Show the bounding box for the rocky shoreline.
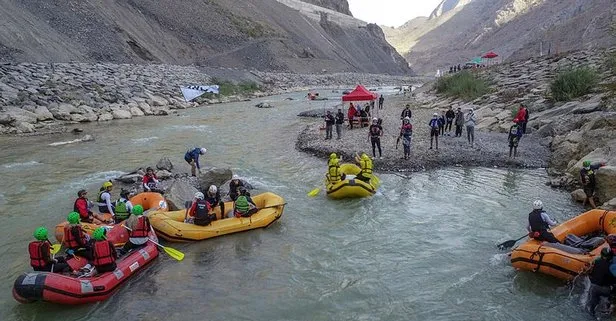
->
[0,62,419,135]
[296,94,550,174]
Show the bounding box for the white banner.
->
[180,85,220,102]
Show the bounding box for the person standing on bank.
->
[368,118,383,159]
[429,113,440,150]
[445,106,455,136]
[400,104,412,123]
[184,147,207,177]
[454,107,464,137]
[335,108,344,140]
[465,108,477,147]
[378,95,384,110]
[324,111,335,140]
[580,160,605,209]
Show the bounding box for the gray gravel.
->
[296,95,550,172]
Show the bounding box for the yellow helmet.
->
[102,181,113,189]
[329,153,337,159]
[361,153,369,160]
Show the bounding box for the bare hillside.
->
[384,0,615,74]
[0,0,410,75]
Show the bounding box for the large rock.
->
[112,109,132,119]
[138,102,153,115]
[98,112,113,122]
[77,105,99,122]
[148,95,169,107]
[151,106,170,116]
[115,173,143,184]
[49,103,77,120]
[595,166,616,204]
[4,107,38,124]
[571,189,587,203]
[33,106,54,121]
[130,106,145,117]
[165,179,199,211]
[156,170,172,180]
[156,157,173,171]
[600,198,616,210]
[255,102,273,108]
[198,168,233,191]
[15,121,35,133]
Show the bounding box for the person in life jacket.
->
[63,212,93,260]
[120,205,151,254]
[326,153,346,184]
[29,227,70,273]
[187,192,216,226]
[526,200,559,243]
[74,189,105,224]
[90,227,118,273]
[355,153,373,183]
[399,117,413,160]
[205,185,225,220]
[400,104,412,122]
[184,147,207,176]
[97,181,115,220]
[428,113,440,150]
[142,167,160,192]
[585,247,616,317]
[368,118,383,159]
[229,175,245,201]
[508,119,523,158]
[580,160,605,209]
[113,189,133,224]
[233,187,257,218]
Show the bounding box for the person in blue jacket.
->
[508,119,523,158]
[184,147,207,176]
[429,113,440,150]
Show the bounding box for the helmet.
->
[601,247,613,259]
[200,148,207,154]
[404,116,410,121]
[67,212,80,224]
[329,153,337,159]
[77,189,87,197]
[606,234,616,246]
[195,192,204,200]
[102,181,113,189]
[372,117,378,122]
[146,167,154,172]
[208,185,217,194]
[232,174,239,180]
[433,113,438,117]
[361,153,369,160]
[533,200,543,210]
[405,104,410,108]
[92,227,106,241]
[583,160,591,168]
[513,118,519,123]
[33,227,48,241]
[132,205,144,216]
[120,189,130,198]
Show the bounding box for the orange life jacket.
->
[28,241,49,268]
[63,225,86,249]
[93,241,115,267]
[131,217,150,238]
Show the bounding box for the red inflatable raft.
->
[13,231,159,305]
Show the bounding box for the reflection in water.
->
[503,169,519,195]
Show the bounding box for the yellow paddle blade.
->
[307,188,321,197]
[162,246,184,261]
[50,244,62,255]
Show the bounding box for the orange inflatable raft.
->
[510,209,616,280]
[54,192,167,245]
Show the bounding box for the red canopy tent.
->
[342,85,377,102]
[482,51,498,59]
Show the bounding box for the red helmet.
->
[513,118,519,123]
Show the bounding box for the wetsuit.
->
[369,124,383,158]
[580,164,601,199]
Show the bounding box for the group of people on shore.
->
[323,95,386,140]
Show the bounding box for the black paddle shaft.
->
[497,234,527,250]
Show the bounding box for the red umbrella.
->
[482,51,498,59]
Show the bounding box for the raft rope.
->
[599,210,609,233]
[530,244,546,272]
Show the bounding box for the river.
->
[0,90,589,320]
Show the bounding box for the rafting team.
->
[326,152,374,185]
[28,147,257,276]
[522,160,608,316]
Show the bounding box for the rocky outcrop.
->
[156,157,173,171]
[300,0,352,15]
[165,180,199,211]
[198,168,233,192]
[255,102,274,108]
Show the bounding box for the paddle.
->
[122,225,184,261]
[497,234,528,250]
[50,243,61,255]
[258,203,287,210]
[307,188,320,197]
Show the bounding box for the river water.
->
[0,90,590,320]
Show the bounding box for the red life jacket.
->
[131,217,150,238]
[29,241,49,268]
[63,225,86,249]
[93,241,115,266]
[73,197,89,219]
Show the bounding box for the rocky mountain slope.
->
[301,0,352,15]
[384,0,615,74]
[0,0,409,75]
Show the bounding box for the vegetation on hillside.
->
[550,67,599,102]
[434,71,492,101]
[198,78,263,100]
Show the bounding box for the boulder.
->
[600,197,616,210]
[571,189,587,203]
[198,168,233,191]
[148,95,169,107]
[138,102,153,115]
[0,113,15,125]
[49,103,77,120]
[70,114,89,122]
[165,180,199,211]
[15,121,35,133]
[535,123,554,137]
[151,106,170,116]
[156,157,173,171]
[595,166,616,204]
[98,113,113,122]
[76,105,99,122]
[4,107,38,124]
[156,170,172,180]
[112,109,132,119]
[34,106,54,121]
[115,173,143,184]
[476,116,498,130]
[130,106,145,117]
[297,108,328,118]
[255,102,273,108]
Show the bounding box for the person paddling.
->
[233,187,257,218]
[326,153,345,184]
[29,227,70,273]
[527,200,559,243]
[120,205,151,255]
[63,212,93,260]
[355,152,373,183]
[184,147,207,176]
[90,227,118,274]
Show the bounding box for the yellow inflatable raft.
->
[326,163,380,199]
[147,192,285,242]
[511,209,616,280]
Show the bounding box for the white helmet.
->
[232,174,239,180]
[404,116,410,121]
[372,117,378,122]
[194,192,204,200]
[200,148,207,154]
[208,185,217,194]
[533,200,543,210]
[433,112,438,116]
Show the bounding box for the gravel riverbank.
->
[296,95,551,172]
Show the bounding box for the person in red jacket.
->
[74,189,106,224]
[63,212,93,260]
[29,227,70,273]
[120,205,152,255]
[91,227,117,274]
[347,103,357,129]
[142,167,160,192]
[514,105,529,134]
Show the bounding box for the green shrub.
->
[434,71,491,101]
[207,77,262,97]
[550,67,599,102]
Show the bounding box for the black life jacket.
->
[193,200,211,226]
[369,125,381,138]
[589,258,615,286]
[528,209,548,232]
[98,191,113,213]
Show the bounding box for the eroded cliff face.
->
[384,0,616,74]
[0,0,410,74]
